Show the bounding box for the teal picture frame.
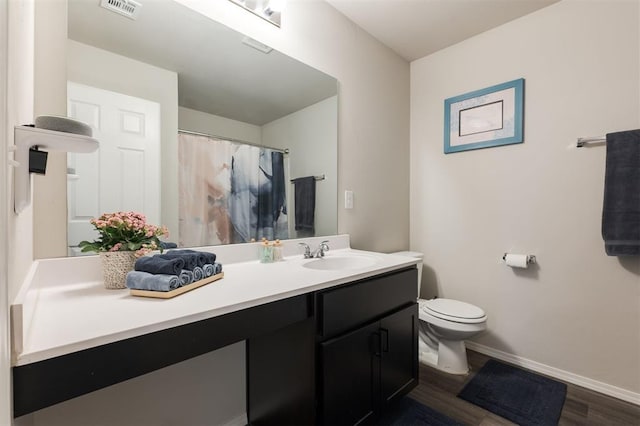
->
[444,78,524,154]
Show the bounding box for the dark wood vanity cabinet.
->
[320,304,418,425]
[245,266,418,426]
[317,268,418,425]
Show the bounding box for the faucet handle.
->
[298,242,311,258]
[317,240,330,257]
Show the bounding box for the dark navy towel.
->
[159,241,178,250]
[134,256,185,276]
[158,251,198,270]
[293,176,316,231]
[163,249,216,267]
[602,129,640,256]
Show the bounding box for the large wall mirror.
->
[61,0,338,255]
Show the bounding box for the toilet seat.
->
[420,298,486,324]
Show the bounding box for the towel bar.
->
[576,136,606,147]
[290,174,325,182]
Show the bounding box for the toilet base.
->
[418,339,470,375]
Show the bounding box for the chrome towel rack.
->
[576,136,606,147]
[290,174,325,183]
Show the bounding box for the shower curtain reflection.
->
[178,132,288,247]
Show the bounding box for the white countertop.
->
[12,236,419,366]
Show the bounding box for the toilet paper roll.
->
[504,254,528,268]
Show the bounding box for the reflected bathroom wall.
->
[33,0,339,257]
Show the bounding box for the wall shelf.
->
[13,125,99,214]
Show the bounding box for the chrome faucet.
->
[298,242,312,259]
[299,241,330,258]
[312,241,330,258]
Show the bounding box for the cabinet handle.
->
[380,328,389,353]
[370,331,381,357]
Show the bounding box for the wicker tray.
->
[129,272,224,299]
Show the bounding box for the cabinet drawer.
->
[317,267,417,339]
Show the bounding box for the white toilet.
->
[392,251,487,375]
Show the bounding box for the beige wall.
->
[410,0,640,397]
[178,106,262,144]
[262,96,338,238]
[32,0,67,259]
[31,342,246,426]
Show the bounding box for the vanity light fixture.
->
[228,0,284,27]
[263,0,284,17]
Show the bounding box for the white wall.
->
[262,96,338,238]
[178,106,262,144]
[7,0,36,305]
[410,0,640,398]
[67,40,180,242]
[1,0,12,424]
[6,0,36,422]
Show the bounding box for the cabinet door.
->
[380,303,418,405]
[320,322,381,426]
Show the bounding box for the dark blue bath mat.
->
[458,359,567,426]
[379,397,463,426]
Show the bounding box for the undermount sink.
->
[302,254,379,271]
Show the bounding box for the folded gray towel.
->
[193,266,204,281]
[213,263,223,275]
[602,129,640,256]
[179,269,194,285]
[126,271,181,292]
[203,264,215,278]
[135,256,185,275]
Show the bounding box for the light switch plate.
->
[345,190,353,209]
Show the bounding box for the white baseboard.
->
[220,413,247,426]
[465,341,640,406]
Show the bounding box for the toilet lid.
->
[422,298,486,323]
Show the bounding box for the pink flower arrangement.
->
[78,211,169,257]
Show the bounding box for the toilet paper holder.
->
[502,253,536,265]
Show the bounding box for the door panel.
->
[380,304,418,404]
[67,82,161,250]
[320,322,380,426]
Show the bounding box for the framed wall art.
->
[444,78,524,154]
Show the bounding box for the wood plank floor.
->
[408,350,640,425]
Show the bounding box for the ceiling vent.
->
[100,0,142,20]
[241,36,273,54]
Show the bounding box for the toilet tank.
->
[391,251,424,297]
